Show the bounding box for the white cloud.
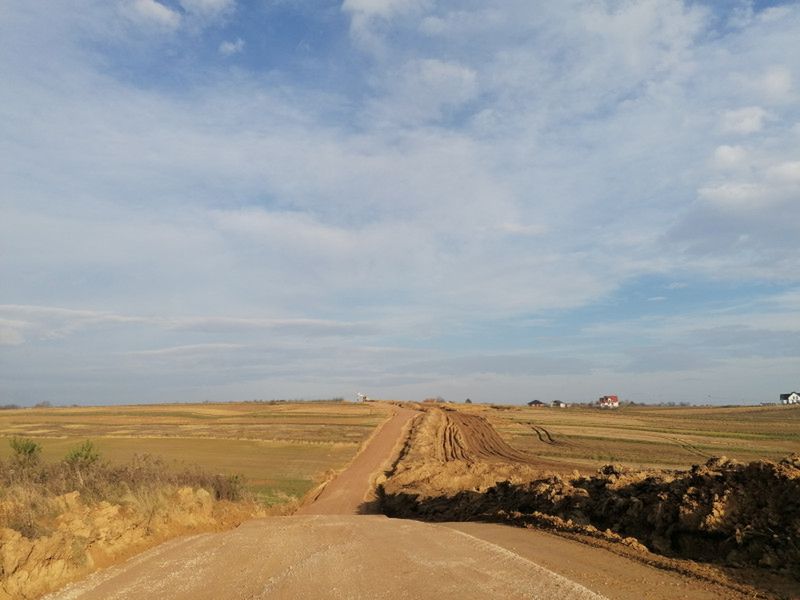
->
[212,209,353,253]
[698,182,769,210]
[368,58,478,124]
[721,106,768,134]
[0,319,27,346]
[761,65,793,101]
[0,304,374,343]
[712,144,747,169]
[180,0,235,18]
[342,0,428,20]
[128,343,244,357]
[124,0,181,30]
[342,0,430,52]
[219,38,244,56]
[767,160,800,184]
[498,222,547,236]
[419,10,503,37]
[0,305,145,342]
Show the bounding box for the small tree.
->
[465,398,472,404]
[10,437,41,469]
[65,440,101,487]
[65,440,100,469]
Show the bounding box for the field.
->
[2,401,795,501]
[0,401,390,505]
[470,403,800,473]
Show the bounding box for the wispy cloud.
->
[721,106,769,134]
[128,343,245,357]
[123,0,181,30]
[218,37,244,56]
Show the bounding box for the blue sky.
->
[1,0,799,406]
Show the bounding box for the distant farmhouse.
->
[527,400,545,408]
[780,392,800,405]
[598,395,619,409]
[552,400,567,408]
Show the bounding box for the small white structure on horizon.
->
[356,392,369,402]
[780,392,799,405]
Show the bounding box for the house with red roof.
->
[598,395,619,409]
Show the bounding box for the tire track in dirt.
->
[528,423,557,445]
[670,436,710,459]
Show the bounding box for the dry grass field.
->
[465,403,800,473]
[0,401,391,505]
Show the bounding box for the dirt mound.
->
[443,412,534,463]
[381,453,800,579]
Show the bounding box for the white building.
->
[780,392,799,405]
[598,395,619,409]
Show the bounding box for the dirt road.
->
[46,404,761,600]
[49,516,607,600]
[296,407,417,515]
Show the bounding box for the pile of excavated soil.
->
[381,454,800,580]
[376,408,548,498]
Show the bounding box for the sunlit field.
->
[468,403,800,472]
[0,401,390,505]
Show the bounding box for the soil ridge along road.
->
[46,403,748,600]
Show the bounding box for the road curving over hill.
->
[46,404,765,600]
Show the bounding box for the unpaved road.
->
[49,516,606,600]
[444,523,736,600]
[47,404,753,600]
[296,407,417,515]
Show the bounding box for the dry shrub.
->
[0,440,251,539]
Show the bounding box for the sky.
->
[1,0,799,406]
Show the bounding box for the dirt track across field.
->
[296,407,417,515]
[47,403,776,600]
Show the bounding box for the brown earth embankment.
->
[1,487,260,600]
[0,451,263,600]
[378,408,800,592]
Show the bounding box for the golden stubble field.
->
[464,402,800,472]
[0,401,391,505]
[2,400,797,504]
